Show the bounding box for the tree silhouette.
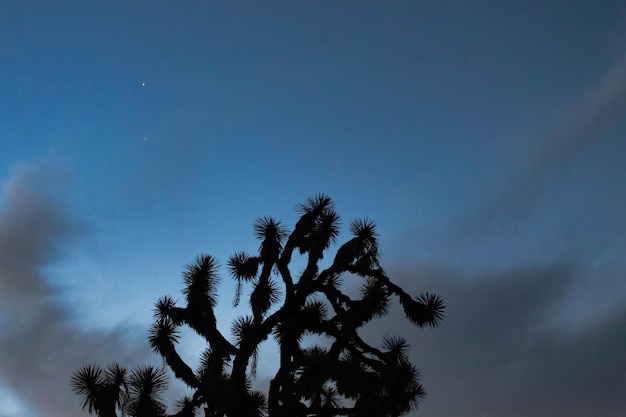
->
[72,194,444,417]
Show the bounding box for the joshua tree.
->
[72,194,444,417]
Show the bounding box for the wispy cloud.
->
[466,55,626,237]
[0,163,154,417]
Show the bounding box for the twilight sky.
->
[1,1,625,416]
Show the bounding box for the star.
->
[141,82,146,87]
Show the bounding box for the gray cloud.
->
[0,163,154,417]
[362,263,626,417]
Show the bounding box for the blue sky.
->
[1,1,625,416]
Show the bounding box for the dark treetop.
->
[72,194,444,417]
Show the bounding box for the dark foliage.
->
[72,195,444,417]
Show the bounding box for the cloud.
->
[0,163,154,417]
[462,55,626,238]
[363,263,626,417]
[378,57,626,416]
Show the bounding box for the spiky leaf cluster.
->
[71,364,192,417]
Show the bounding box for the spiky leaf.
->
[182,254,220,307]
[399,292,445,328]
